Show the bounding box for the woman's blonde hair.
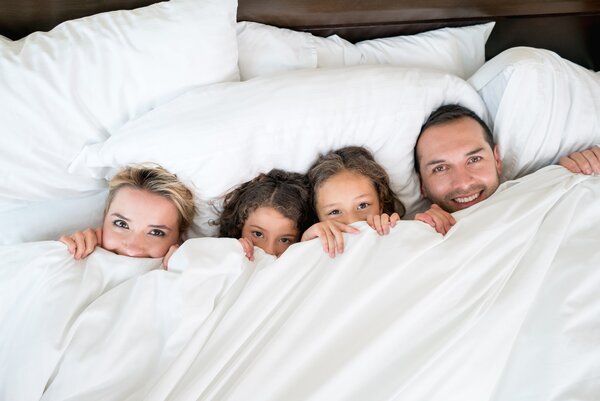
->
[105,164,196,234]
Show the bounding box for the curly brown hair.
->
[307,146,405,217]
[218,169,314,239]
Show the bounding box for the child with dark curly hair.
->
[218,169,314,261]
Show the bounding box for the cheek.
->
[422,176,445,196]
[241,232,259,246]
[276,242,292,256]
[100,222,118,250]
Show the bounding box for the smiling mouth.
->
[453,192,480,204]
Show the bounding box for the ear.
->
[418,174,427,197]
[493,144,503,174]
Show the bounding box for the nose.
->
[451,167,477,190]
[339,212,360,225]
[123,233,146,257]
[263,240,278,257]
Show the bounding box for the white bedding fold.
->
[1,166,598,401]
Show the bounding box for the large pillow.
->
[69,66,486,237]
[0,0,239,211]
[315,22,494,79]
[237,22,317,80]
[469,47,600,181]
[0,192,106,245]
[236,21,493,80]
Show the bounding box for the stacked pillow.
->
[469,47,600,181]
[237,21,494,80]
[0,0,239,210]
[69,66,486,236]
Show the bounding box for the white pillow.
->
[235,21,493,80]
[0,191,106,245]
[237,22,317,80]
[315,23,495,79]
[469,47,600,181]
[0,0,239,211]
[69,66,486,236]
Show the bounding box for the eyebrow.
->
[148,225,173,232]
[248,225,296,237]
[111,213,172,232]
[112,213,130,221]
[322,194,372,208]
[425,147,485,166]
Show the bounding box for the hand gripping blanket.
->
[1,166,598,401]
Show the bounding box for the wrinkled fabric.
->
[1,166,598,401]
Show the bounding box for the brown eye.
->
[113,219,128,229]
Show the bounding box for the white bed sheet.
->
[1,166,598,401]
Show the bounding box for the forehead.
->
[417,117,491,162]
[316,170,378,207]
[246,207,298,232]
[108,187,179,223]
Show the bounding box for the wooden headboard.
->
[1,0,599,70]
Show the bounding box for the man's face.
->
[416,116,502,213]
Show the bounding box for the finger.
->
[95,227,103,246]
[582,149,600,174]
[381,214,391,235]
[59,235,76,255]
[431,204,456,228]
[414,213,435,228]
[372,215,384,235]
[559,156,582,174]
[390,213,401,227]
[239,239,254,261]
[340,223,360,234]
[315,226,330,255]
[592,147,600,174]
[324,225,338,258]
[431,209,451,235]
[366,215,376,230]
[83,229,98,258]
[73,232,86,260]
[330,223,345,255]
[243,240,255,261]
[163,244,179,270]
[570,152,592,174]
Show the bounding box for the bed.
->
[1,0,599,400]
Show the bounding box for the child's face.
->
[315,170,382,224]
[241,206,299,257]
[102,187,181,258]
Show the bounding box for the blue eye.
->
[113,219,129,229]
[149,229,166,237]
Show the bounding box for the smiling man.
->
[414,104,600,213]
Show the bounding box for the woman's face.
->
[315,170,382,224]
[102,187,181,258]
[241,206,299,257]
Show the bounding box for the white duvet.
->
[1,166,599,401]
